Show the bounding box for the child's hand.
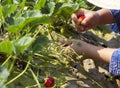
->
[71,8,100,32]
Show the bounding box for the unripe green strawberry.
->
[78,15,85,24]
[44,76,55,88]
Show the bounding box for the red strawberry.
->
[44,76,55,88]
[78,15,85,24]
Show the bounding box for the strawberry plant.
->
[0,0,90,88]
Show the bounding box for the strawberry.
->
[44,76,55,88]
[78,15,85,24]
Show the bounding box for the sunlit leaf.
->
[7,11,52,33]
[13,0,23,4]
[0,41,13,54]
[2,4,17,18]
[48,2,55,16]
[23,10,42,18]
[13,36,34,54]
[34,0,46,10]
[0,6,3,20]
[55,3,79,19]
[0,66,9,88]
[1,0,13,5]
[14,17,25,25]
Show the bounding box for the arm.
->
[96,9,114,24]
[70,39,115,63]
[70,39,120,76]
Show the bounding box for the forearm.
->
[96,9,114,24]
[82,43,115,63]
[70,39,120,76]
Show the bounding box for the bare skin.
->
[68,39,115,63]
[70,8,116,63]
[71,8,114,32]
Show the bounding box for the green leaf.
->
[13,36,34,54]
[13,0,23,4]
[54,3,79,20]
[23,10,42,18]
[0,66,9,88]
[48,2,55,16]
[34,0,46,10]
[19,0,26,8]
[0,6,3,20]
[7,25,20,33]
[7,17,25,32]
[41,1,55,16]
[7,16,52,33]
[75,0,88,8]
[29,15,52,26]
[14,16,25,25]
[7,11,52,33]
[31,36,50,52]
[0,66,10,81]
[0,41,13,54]
[3,4,17,18]
[1,0,13,5]
[0,66,10,88]
[55,3,79,19]
[0,82,6,88]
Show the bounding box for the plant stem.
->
[2,55,12,66]
[9,57,16,72]
[33,25,43,38]
[47,25,54,41]
[29,68,41,88]
[25,84,38,88]
[5,57,31,85]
